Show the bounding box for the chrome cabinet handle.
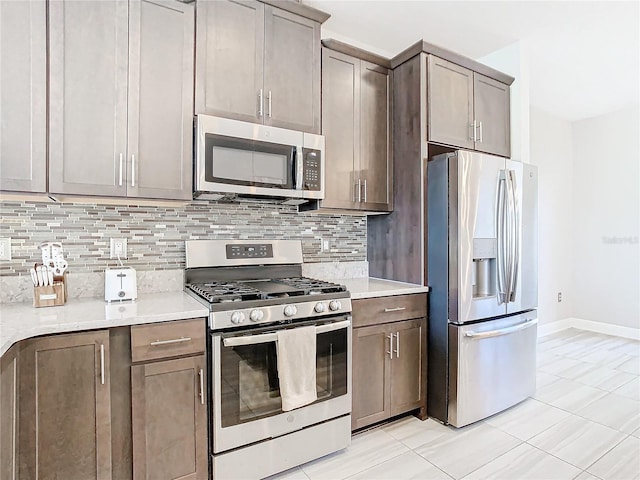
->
[393,332,400,358]
[384,307,406,313]
[267,90,272,118]
[478,121,483,143]
[100,344,105,385]
[198,368,204,405]
[470,121,477,141]
[258,89,263,117]
[363,179,367,203]
[386,333,394,360]
[131,154,136,187]
[357,178,362,203]
[118,153,123,186]
[150,336,192,346]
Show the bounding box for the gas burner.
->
[274,277,347,295]
[187,282,263,303]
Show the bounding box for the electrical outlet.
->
[110,238,128,259]
[0,238,11,261]
[557,292,562,303]
[321,239,329,251]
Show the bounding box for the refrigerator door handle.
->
[496,172,507,305]
[506,170,520,303]
[464,319,538,339]
[504,171,515,302]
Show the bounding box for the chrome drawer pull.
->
[150,336,192,346]
[100,344,105,385]
[386,333,393,360]
[383,307,406,313]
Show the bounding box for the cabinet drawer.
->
[131,319,205,363]
[352,294,427,328]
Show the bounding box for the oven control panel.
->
[226,244,273,259]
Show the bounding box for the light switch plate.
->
[0,238,11,261]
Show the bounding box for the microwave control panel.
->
[302,149,321,191]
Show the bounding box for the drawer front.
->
[352,293,427,328]
[131,318,205,363]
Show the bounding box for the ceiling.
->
[304,0,640,121]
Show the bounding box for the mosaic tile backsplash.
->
[0,199,367,277]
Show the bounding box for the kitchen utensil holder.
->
[33,272,68,308]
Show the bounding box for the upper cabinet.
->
[195,0,324,134]
[427,55,511,157]
[0,0,47,193]
[306,42,392,213]
[48,0,194,200]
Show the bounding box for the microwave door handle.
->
[295,147,304,190]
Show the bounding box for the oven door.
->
[211,315,352,454]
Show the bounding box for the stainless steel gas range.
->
[185,240,352,480]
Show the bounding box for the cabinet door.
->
[473,73,511,157]
[0,345,19,480]
[0,0,46,193]
[390,319,426,416]
[18,331,112,480]
[48,0,129,196]
[351,324,391,430]
[427,55,474,150]
[132,356,207,480]
[195,0,264,123]
[264,6,320,133]
[127,0,194,200]
[321,48,360,210]
[360,61,392,212]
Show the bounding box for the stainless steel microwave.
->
[194,115,324,203]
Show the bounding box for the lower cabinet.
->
[18,330,112,479]
[0,345,19,480]
[130,320,208,480]
[351,294,427,431]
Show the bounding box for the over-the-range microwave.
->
[194,115,325,204]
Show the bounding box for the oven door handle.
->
[222,320,351,347]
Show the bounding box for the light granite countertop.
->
[0,276,429,357]
[330,277,429,299]
[0,292,209,357]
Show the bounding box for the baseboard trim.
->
[538,317,640,340]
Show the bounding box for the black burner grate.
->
[187,282,263,303]
[274,277,347,295]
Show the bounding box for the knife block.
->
[33,272,68,308]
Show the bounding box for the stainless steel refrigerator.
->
[427,150,538,427]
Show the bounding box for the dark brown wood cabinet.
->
[18,330,112,480]
[351,294,427,431]
[0,344,19,480]
[195,0,325,134]
[130,319,207,480]
[315,42,392,213]
[427,55,510,158]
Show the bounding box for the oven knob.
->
[283,305,297,317]
[249,309,264,322]
[314,302,326,313]
[230,311,246,324]
[329,300,342,311]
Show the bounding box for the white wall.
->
[529,107,575,326]
[571,106,640,329]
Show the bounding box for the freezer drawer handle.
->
[383,307,406,313]
[464,319,537,340]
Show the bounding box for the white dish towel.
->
[276,326,317,412]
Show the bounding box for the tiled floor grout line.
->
[580,431,634,474]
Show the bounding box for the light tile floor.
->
[266,328,640,480]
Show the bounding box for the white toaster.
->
[105,268,137,302]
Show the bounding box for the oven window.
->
[205,134,294,189]
[219,328,347,428]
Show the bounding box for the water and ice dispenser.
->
[472,238,497,298]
